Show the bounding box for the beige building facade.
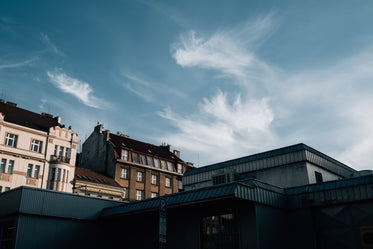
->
[0,100,78,193]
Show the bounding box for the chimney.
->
[94,124,103,134]
[54,116,61,123]
[173,150,181,158]
[6,101,17,107]
[105,130,110,141]
[161,143,172,152]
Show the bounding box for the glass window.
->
[122,150,129,161]
[167,162,174,171]
[165,177,171,188]
[136,190,143,200]
[133,153,140,163]
[137,171,143,182]
[121,168,128,179]
[66,170,69,183]
[31,139,43,153]
[51,168,56,181]
[7,160,14,174]
[178,163,183,174]
[161,160,167,170]
[140,155,147,165]
[5,133,18,147]
[27,164,33,177]
[178,180,183,190]
[123,188,127,199]
[34,165,40,179]
[65,148,70,158]
[315,171,323,183]
[201,213,237,249]
[59,146,64,157]
[57,168,61,181]
[148,157,154,167]
[54,145,58,156]
[154,159,161,168]
[151,174,157,185]
[151,192,158,198]
[0,159,6,173]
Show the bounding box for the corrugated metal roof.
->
[285,174,373,195]
[101,180,287,218]
[184,143,355,176]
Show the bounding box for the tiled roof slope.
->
[75,167,122,188]
[0,101,60,132]
[109,133,184,162]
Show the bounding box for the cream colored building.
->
[0,100,78,193]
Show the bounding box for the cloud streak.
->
[47,70,107,109]
[0,58,38,70]
[40,33,64,56]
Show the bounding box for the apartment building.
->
[0,100,78,193]
[80,124,193,201]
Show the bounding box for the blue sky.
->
[1,0,373,169]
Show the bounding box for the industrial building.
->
[0,143,372,249]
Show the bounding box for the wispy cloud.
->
[172,13,276,88]
[40,33,64,56]
[47,70,107,109]
[0,57,38,70]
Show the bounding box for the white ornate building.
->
[0,100,78,193]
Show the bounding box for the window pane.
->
[57,168,61,181]
[33,165,40,179]
[167,162,174,171]
[141,155,147,165]
[121,168,128,179]
[178,163,183,173]
[27,164,33,177]
[7,160,14,174]
[148,157,154,167]
[165,177,171,187]
[152,175,157,185]
[136,190,143,200]
[133,153,140,163]
[137,171,143,182]
[31,140,42,153]
[122,150,129,161]
[6,134,18,147]
[154,159,161,168]
[59,147,64,157]
[123,188,127,199]
[161,160,167,170]
[0,159,6,173]
[51,168,56,181]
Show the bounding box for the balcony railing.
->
[50,155,71,164]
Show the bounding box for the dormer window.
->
[122,150,129,161]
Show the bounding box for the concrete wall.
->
[306,162,342,184]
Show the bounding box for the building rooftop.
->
[74,167,122,188]
[184,143,355,176]
[109,133,184,162]
[0,100,60,132]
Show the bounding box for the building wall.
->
[306,162,342,184]
[0,119,78,193]
[73,180,124,200]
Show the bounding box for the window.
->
[147,157,154,167]
[7,160,14,174]
[62,169,66,182]
[121,168,128,179]
[151,174,158,185]
[66,170,69,183]
[122,150,129,161]
[178,180,183,190]
[165,177,171,188]
[54,145,58,156]
[0,159,6,173]
[151,192,158,198]
[59,146,64,157]
[315,171,323,183]
[161,160,167,170]
[212,175,229,185]
[167,162,174,171]
[136,190,143,200]
[133,153,140,163]
[57,169,61,181]
[137,171,143,182]
[65,148,70,158]
[177,163,183,173]
[122,188,127,199]
[201,213,237,249]
[26,164,33,177]
[5,133,17,147]
[34,165,40,179]
[154,159,161,168]
[141,155,147,165]
[51,168,56,181]
[31,139,42,153]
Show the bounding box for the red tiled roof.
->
[0,101,60,132]
[109,133,184,162]
[74,167,122,188]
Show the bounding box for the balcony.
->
[50,155,71,164]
